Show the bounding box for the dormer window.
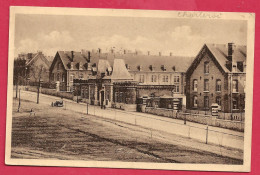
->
[161,65,166,71]
[172,66,176,71]
[137,65,142,71]
[149,65,155,71]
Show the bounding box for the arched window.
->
[216,79,221,91]
[193,96,198,107]
[193,79,198,92]
[204,61,209,73]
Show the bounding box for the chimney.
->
[226,43,234,72]
[148,51,150,55]
[71,51,74,62]
[170,52,172,56]
[159,52,161,56]
[124,50,126,54]
[228,43,234,62]
[98,48,101,54]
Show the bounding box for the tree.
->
[30,65,45,104]
[13,58,27,98]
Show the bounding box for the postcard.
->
[5,6,255,172]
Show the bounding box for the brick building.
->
[186,43,246,113]
[49,50,99,91]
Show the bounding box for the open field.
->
[11,98,243,164]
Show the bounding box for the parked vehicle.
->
[51,100,63,107]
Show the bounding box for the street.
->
[11,89,244,163]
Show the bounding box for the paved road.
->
[14,90,244,150]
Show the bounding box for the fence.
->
[61,102,244,150]
[25,86,73,100]
[144,107,244,132]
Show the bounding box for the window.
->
[174,76,180,83]
[204,61,209,73]
[70,74,74,82]
[204,79,209,91]
[57,73,60,81]
[62,74,65,82]
[232,80,238,93]
[232,97,238,110]
[193,79,198,92]
[174,85,180,93]
[204,96,209,108]
[139,75,145,83]
[163,75,168,82]
[216,79,221,91]
[216,96,221,106]
[193,96,198,107]
[151,75,157,82]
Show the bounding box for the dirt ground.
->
[10,98,243,164]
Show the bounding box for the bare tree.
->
[30,65,45,104]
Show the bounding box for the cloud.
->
[15,30,75,57]
[15,26,211,57]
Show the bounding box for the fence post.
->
[206,125,209,144]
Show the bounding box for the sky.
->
[14,14,247,57]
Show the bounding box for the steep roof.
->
[84,50,194,73]
[186,43,247,76]
[26,52,51,68]
[106,53,194,73]
[110,59,133,80]
[206,43,246,73]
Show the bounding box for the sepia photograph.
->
[5,6,255,172]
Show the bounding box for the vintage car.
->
[51,100,63,107]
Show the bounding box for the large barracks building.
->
[49,42,246,113]
[49,49,193,111]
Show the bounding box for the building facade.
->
[49,50,97,91]
[186,43,246,113]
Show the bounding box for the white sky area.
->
[14,14,247,57]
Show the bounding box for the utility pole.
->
[37,78,40,104]
[87,102,88,115]
[17,89,21,112]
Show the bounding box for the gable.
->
[186,44,227,78]
[49,52,67,72]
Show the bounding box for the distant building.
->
[17,51,52,83]
[186,43,246,113]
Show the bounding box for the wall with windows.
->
[129,71,184,94]
[187,53,228,111]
